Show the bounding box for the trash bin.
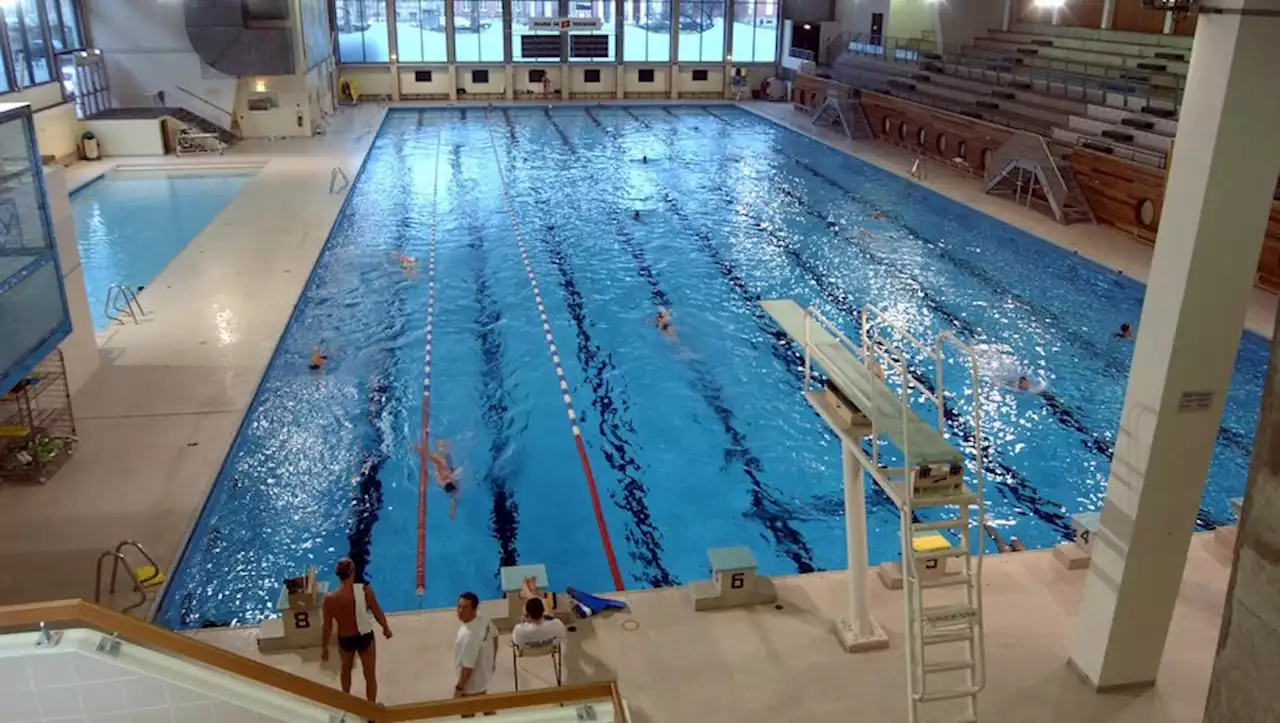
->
[81,131,100,160]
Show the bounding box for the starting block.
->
[485,563,573,633]
[1053,511,1099,570]
[1214,497,1245,551]
[691,546,776,611]
[257,568,329,652]
[878,533,955,589]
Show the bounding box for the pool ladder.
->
[104,284,146,325]
[94,540,164,615]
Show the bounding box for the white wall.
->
[11,84,83,162]
[83,0,238,130]
[938,0,1005,46]
[785,0,836,22]
[81,119,166,155]
[340,66,395,98]
[837,0,891,38]
[234,75,313,139]
[886,0,940,42]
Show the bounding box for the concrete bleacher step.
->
[1100,129,1135,142]
[991,90,1016,100]
[1030,38,1054,47]
[1052,126,1168,167]
[975,36,1190,75]
[1007,22,1195,51]
[912,73,932,82]
[923,62,945,73]
[1153,51,1186,61]
[1143,105,1177,118]
[1086,104,1178,134]
[1069,115,1172,152]
[975,100,1000,110]
[992,28,1186,59]
[887,79,918,92]
[1135,62,1168,72]
[1120,117,1154,130]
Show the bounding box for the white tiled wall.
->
[0,649,284,723]
[0,631,331,723]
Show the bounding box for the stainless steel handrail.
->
[94,552,147,614]
[103,283,145,325]
[329,166,350,194]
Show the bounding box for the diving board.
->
[762,298,987,723]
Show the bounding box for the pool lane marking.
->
[482,110,626,592]
[416,127,444,596]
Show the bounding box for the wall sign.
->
[1177,389,1214,414]
[529,17,603,31]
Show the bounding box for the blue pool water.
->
[156,107,1268,628]
[72,170,256,329]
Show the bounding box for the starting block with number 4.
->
[691,546,776,611]
[1053,511,1100,570]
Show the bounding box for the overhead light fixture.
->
[1034,0,1066,6]
[802,23,812,30]
[254,79,267,92]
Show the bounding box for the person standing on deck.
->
[321,558,393,703]
[453,591,499,714]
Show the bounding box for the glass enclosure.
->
[0,103,69,395]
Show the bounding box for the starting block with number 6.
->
[691,546,776,611]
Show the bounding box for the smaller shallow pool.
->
[72,169,257,329]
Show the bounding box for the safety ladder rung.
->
[914,546,971,562]
[917,687,981,703]
[911,518,966,533]
[922,660,975,674]
[922,603,978,626]
[922,630,973,646]
[918,573,972,589]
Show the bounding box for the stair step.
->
[1081,140,1115,154]
[922,62,945,73]
[887,79,918,91]
[960,110,984,120]
[974,100,1000,110]
[923,660,976,674]
[1014,47,1039,55]
[911,73,932,82]
[1136,62,1167,71]
[1030,38,1054,47]
[1153,51,1185,61]
[911,519,966,533]
[1120,117,1155,130]
[922,603,978,628]
[1120,72,1151,82]
[1142,105,1177,118]
[1100,129,1135,142]
[990,90,1015,100]
[922,629,973,646]
[921,51,943,60]
[1009,81,1031,90]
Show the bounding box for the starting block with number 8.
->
[257,568,329,652]
[691,546,776,611]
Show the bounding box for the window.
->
[583,68,600,83]
[455,0,505,63]
[3,0,50,86]
[56,0,79,47]
[730,0,777,63]
[336,0,390,63]
[568,0,613,62]
[397,0,449,63]
[623,0,671,62]
[676,0,725,63]
[472,68,490,83]
[692,68,708,81]
[512,0,561,62]
[638,68,655,83]
[415,69,434,81]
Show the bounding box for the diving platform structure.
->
[761,299,987,723]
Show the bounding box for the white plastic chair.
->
[511,637,563,691]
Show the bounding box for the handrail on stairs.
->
[0,599,627,722]
[103,283,145,325]
[329,166,350,195]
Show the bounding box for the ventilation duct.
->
[184,0,296,77]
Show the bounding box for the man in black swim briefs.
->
[321,558,392,702]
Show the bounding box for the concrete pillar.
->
[1070,0,1280,689]
[446,0,458,99]
[44,166,99,395]
[1100,0,1115,29]
[386,0,400,99]
[1163,10,1175,34]
[1002,0,1014,31]
[1203,299,1280,722]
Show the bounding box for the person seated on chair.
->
[512,595,567,648]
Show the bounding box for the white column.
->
[1070,0,1280,689]
[834,440,889,652]
[1002,0,1014,31]
[446,0,458,100]
[1100,0,1115,29]
[45,166,99,396]
[1163,10,1175,34]
[386,0,400,100]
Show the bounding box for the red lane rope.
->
[416,129,443,596]
[483,111,625,591]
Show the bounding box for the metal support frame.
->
[94,540,162,615]
[330,166,350,194]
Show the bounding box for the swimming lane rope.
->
[416,128,443,596]
[482,110,626,591]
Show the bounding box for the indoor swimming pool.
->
[156,106,1268,628]
[72,169,257,329]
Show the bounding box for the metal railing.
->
[94,540,162,614]
[831,32,1184,111]
[0,599,629,722]
[103,283,145,325]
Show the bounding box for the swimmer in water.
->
[427,439,461,520]
[392,251,416,273]
[871,211,885,222]
[309,346,328,371]
[642,155,648,164]
[633,210,640,221]
[1115,322,1132,339]
[1016,376,1031,392]
[650,306,677,341]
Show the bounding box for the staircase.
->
[811,89,874,141]
[169,107,237,146]
[984,133,1094,224]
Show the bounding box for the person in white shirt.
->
[512,595,567,648]
[453,591,499,709]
